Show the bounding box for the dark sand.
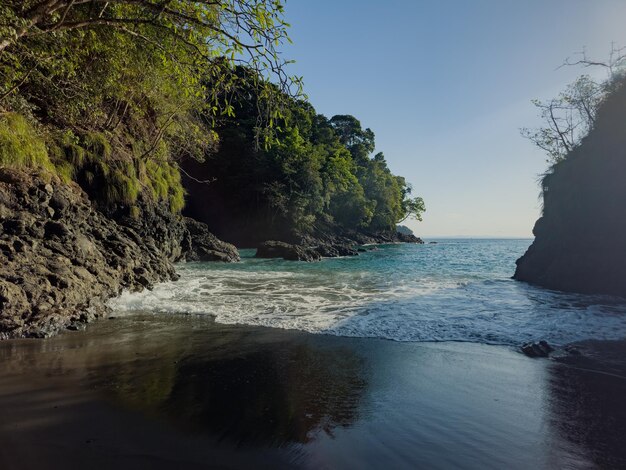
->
[0,314,625,469]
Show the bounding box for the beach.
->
[1,314,624,469]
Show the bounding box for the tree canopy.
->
[183,78,425,241]
[0,0,299,214]
[0,1,424,238]
[522,46,626,165]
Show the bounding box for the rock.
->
[3,217,27,235]
[313,243,358,258]
[256,240,321,262]
[44,220,70,238]
[49,192,69,213]
[513,79,626,297]
[13,239,26,253]
[183,217,239,262]
[395,231,424,244]
[0,167,240,339]
[521,340,554,358]
[564,345,582,356]
[0,168,182,339]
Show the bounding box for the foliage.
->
[0,112,54,171]
[0,1,422,233]
[521,75,605,164]
[0,0,297,213]
[522,45,626,164]
[195,84,425,236]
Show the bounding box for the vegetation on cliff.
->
[516,49,626,296]
[183,76,425,244]
[1,1,423,240]
[0,0,297,216]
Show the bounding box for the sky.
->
[281,0,626,237]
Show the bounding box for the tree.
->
[521,45,626,164]
[399,196,425,223]
[0,1,291,76]
[184,89,425,239]
[329,115,375,165]
[0,0,301,215]
[0,1,301,138]
[520,75,603,163]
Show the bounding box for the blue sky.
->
[281,0,626,237]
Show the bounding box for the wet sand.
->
[0,314,625,469]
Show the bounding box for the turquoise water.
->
[110,239,626,346]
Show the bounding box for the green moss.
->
[97,160,111,177]
[82,131,112,161]
[105,169,140,205]
[65,143,86,167]
[54,161,74,183]
[169,181,186,213]
[1,117,186,213]
[144,159,185,212]
[84,170,95,185]
[129,205,141,219]
[0,113,55,172]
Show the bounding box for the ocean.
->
[109,239,626,347]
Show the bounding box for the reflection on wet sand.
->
[0,315,367,451]
[549,341,626,469]
[89,324,367,445]
[0,315,625,469]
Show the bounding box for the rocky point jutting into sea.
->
[515,77,626,298]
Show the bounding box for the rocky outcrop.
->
[255,226,423,262]
[255,239,362,261]
[256,241,322,262]
[183,217,239,262]
[312,243,359,258]
[515,79,626,297]
[317,228,423,246]
[521,340,554,358]
[0,168,237,339]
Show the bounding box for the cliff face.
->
[515,80,626,297]
[0,168,238,339]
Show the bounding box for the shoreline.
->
[0,165,422,340]
[1,314,625,469]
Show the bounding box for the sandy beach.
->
[0,314,625,469]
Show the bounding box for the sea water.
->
[109,239,626,346]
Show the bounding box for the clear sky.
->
[281,0,626,237]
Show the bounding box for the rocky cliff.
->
[0,168,238,339]
[514,79,626,297]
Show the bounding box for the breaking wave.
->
[108,241,626,346]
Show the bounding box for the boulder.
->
[183,217,240,263]
[256,241,321,262]
[313,243,358,258]
[521,340,554,358]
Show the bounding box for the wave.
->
[108,242,626,346]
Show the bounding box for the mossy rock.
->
[0,113,54,173]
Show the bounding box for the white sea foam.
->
[108,242,626,346]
